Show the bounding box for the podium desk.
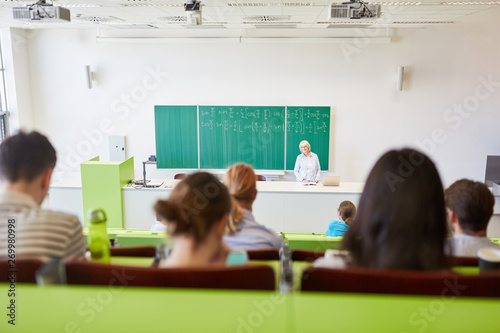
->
[121,180,364,233]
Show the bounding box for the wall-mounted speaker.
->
[396,66,404,91]
[86,65,94,89]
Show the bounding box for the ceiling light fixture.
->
[184,1,202,26]
[96,36,391,44]
[54,3,102,8]
[440,1,500,4]
[227,3,314,6]
[123,3,183,7]
[393,21,456,24]
[369,1,421,5]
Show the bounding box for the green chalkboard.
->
[154,105,330,171]
[155,105,198,168]
[286,106,330,171]
[199,106,285,169]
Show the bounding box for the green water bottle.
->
[88,208,110,264]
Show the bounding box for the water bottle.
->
[279,236,293,293]
[88,208,110,264]
[152,243,169,267]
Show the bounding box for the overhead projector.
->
[329,0,381,20]
[13,0,70,23]
[184,1,202,26]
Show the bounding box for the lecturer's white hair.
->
[299,140,310,150]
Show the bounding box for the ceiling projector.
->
[329,0,381,20]
[184,1,202,26]
[13,0,70,22]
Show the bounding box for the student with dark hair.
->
[325,201,356,237]
[154,172,232,267]
[445,179,500,257]
[316,148,449,270]
[0,131,85,261]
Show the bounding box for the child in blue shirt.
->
[326,201,356,237]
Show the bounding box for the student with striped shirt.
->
[0,131,85,262]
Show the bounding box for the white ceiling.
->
[0,0,499,30]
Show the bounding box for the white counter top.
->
[256,181,365,194]
[50,177,82,189]
[122,179,177,191]
[119,179,365,194]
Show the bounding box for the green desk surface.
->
[109,256,154,267]
[116,229,157,234]
[293,292,500,333]
[1,284,499,332]
[283,233,325,236]
[83,228,163,245]
[284,234,343,251]
[452,266,480,275]
[83,228,152,232]
[115,234,167,247]
[284,234,332,238]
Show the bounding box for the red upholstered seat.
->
[0,258,45,283]
[301,266,500,297]
[66,261,275,291]
[291,249,326,262]
[246,248,279,261]
[448,256,479,267]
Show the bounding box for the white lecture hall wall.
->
[6,7,500,187]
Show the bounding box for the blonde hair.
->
[299,140,310,150]
[338,201,356,226]
[226,197,244,235]
[154,172,230,244]
[224,163,257,206]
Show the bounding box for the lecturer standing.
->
[294,140,321,183]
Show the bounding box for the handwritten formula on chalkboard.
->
[287,108,330,134]
[199,106,285,169]
[201,107,284,134]
[286,107,330,171]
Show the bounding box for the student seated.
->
[151,220,166,231]
[315,148,449,270]
[154,172,231,267]
[445,179,500,257]
[151,214,167,232]
[325,201,356,237]
[0,131,85,262]
[223,163,281,250]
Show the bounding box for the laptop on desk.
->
[323,176,340,186]
[130,179,164,188]
[145,180,164,188]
